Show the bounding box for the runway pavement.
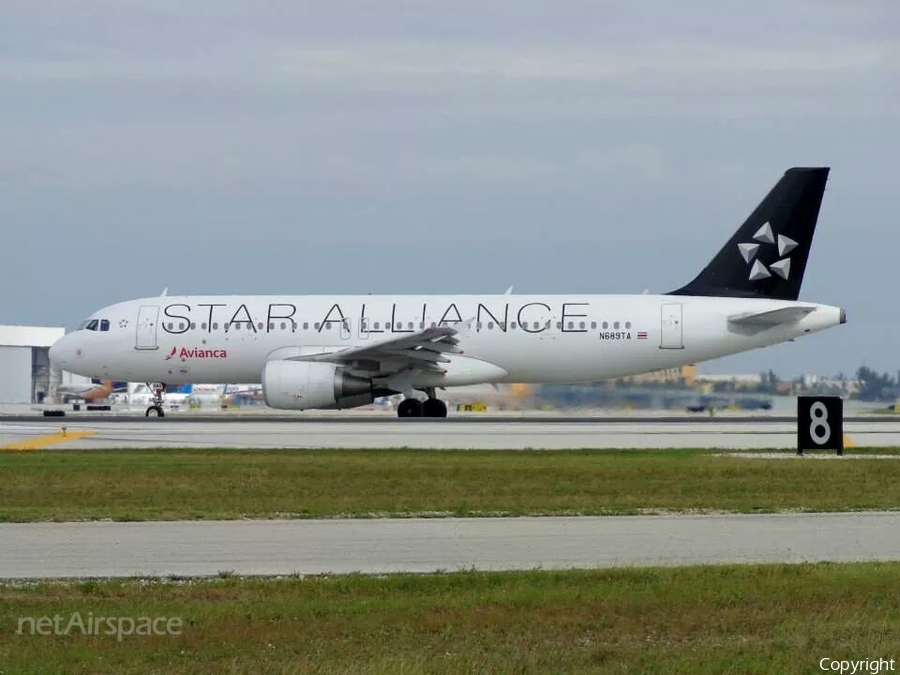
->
[3,412,897,580]
[3,513,899,579]
[2,415,900,449]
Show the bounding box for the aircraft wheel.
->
[396,398,423,418]
[145,405,165,418]
[422,398,448,418]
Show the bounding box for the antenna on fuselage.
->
[160,288,168,297]
[504,286,513,295]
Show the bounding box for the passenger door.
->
[135,306,159,350]
[660,303,684,349]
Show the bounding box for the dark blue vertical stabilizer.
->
[668,167,829,301]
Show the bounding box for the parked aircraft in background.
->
[51,168,845,418]
[57,379,125,403]
[110,382,263,409]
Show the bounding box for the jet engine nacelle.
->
[262,360,375,410]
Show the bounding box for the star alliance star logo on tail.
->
[737,221,798,282]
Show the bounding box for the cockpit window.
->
[100,319,110,332]
[85,319,99,331]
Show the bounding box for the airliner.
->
[50,167,845,418]
[57,379,125,403]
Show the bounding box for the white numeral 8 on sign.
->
[809,401,831,445]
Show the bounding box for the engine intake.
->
[262,360,375,410]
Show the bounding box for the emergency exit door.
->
[660,303,684,349]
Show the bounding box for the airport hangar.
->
[0,325,89,404]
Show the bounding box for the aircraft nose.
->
[50,335,71,366]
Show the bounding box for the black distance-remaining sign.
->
[797,396,844,455]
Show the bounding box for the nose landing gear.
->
[145,382,166,418]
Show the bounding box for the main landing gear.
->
[145,382,166,418]
[396,388,448,418]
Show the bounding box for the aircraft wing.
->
[728,306,816,327]
[286,324,466,374]
[57,384,96,395]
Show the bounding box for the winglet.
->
[160,287,169,297]
[504,286,514,295]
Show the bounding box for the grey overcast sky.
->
[1,1,898,376]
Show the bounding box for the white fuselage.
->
[50,294,844,388]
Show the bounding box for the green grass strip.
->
[1,563,898,674]
[1,448,899,521]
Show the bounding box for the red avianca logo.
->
[165,347,228,360]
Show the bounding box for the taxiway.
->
[1,415,899,449]
[2,512,899,579]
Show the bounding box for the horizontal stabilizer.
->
[728,306,816,327]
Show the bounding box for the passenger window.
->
[201,322,208,330]
[326,323,332,330]
[488,322,494,329]
[374,322,380,329]
[224,323,230,330]
[178,322,185,330]
[213,322,219,330]
[602,321,608,329]
[614,321,620,329]
[100,319,110,332]
[579,321,585,330]
[303,322,308,330]
[280,322,286,330]
[625,321,632,329]
[314,323,320,330]
[567,321,573,329]
[235,323,241,330]
[591,321,597,329]
[190,322,196,330]
[556,322,561,329]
